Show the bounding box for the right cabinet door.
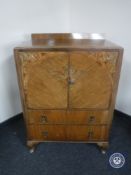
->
[69,51,118,109]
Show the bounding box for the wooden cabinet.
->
[14,33,123,153]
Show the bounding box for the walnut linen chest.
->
[14,33,123,153]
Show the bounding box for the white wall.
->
[69,0,131,115]
[0,0,70,123]
[0,0,131,123]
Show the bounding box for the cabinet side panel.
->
[14,50,27,120]
[108,49,124,124]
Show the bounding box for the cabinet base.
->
[27,141,109,154]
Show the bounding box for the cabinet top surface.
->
[14,33,123,51]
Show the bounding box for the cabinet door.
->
[69,51,118,109]
[20,51,68,109]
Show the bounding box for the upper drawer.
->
[27,110,66,124]
[66,110,109,125]
[27,110,109,125]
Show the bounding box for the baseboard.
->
[114,110,131,118]
[0,113,23,127]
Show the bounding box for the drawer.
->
[27,110,66,124]
[66,110,109,125]
[66,125,109,141]
[27,125,66,141]
[27,110,109,125]
[27,124,109,142]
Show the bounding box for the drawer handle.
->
[42,131,48,137]
[41,115,48,123]
[88,131,94,139]
[88,116,95,123]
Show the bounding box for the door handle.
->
[69,78,75,85]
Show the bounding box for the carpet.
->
[0,111,131,175]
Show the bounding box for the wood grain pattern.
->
[27,110,66,124]
[69,51,118,109]
[27,110,109,125]
[31,33,122,50]
[14,33,123,152]
[27,124,109,141]
[28,125,66,141]
[66,110,109,125]
[20,51,68,109]
[66,125,109,141]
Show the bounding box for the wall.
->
[69,0,131,115]
[0,0,70,123]
[0,0,131,123]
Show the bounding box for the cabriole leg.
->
[27,141,39,153]
[97,142,109,154]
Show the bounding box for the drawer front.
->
[28,125,66,141]
[66,125,109,141]
[27,125,109,142]
[66,110,109,125]
[27,110,109,125]
[27,110,66,124]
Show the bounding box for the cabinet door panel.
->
[69,51,118,109]
[20,52,68,109]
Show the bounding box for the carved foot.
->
[101,149,106,154]
[29,147,35,153]
[27,141,39,153]
[97,142,109,154]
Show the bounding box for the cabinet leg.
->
[27,141,39,153]
[29,147,35,153]
[97,142,109,154]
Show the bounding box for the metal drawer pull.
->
[42,131,48,137]
[88,116,95,123]
[41,115,48,123]
[88,131,94,139]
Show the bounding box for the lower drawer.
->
[66,125,109,141]
[27,125,109,142]
[27,125,66,141]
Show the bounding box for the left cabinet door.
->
[18,51,68,109]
